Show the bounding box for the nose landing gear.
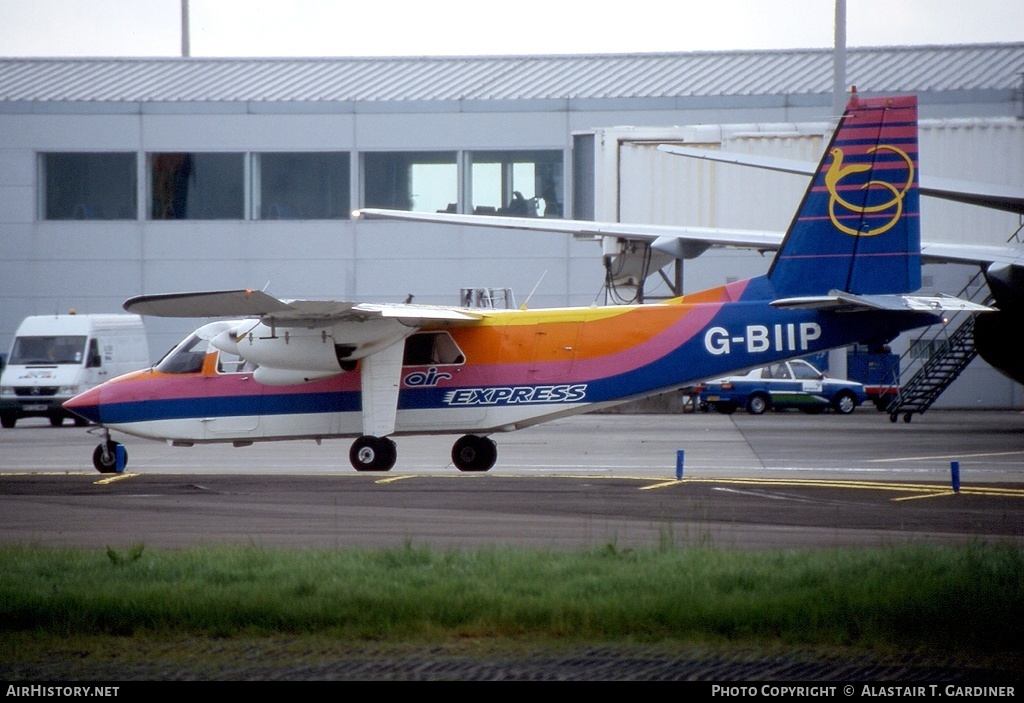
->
[92,431,128,474]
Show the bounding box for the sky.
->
[0,0,1022,58]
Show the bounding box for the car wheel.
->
[746,394,770,415]
[832,391,857,415]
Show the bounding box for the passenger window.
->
[791,361,820,380]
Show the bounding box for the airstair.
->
[884,271,992,423]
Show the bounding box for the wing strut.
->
[359,340,405,437]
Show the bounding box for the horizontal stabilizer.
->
[772,290,995,314]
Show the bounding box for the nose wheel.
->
[92,438,127,473]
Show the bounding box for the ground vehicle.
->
[701,359,867,415]
[0,314,149,428]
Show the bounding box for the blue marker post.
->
[115,444,126,474]
[951,461,960,493]
[676,450,684,480]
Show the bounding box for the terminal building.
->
[1,44,1022,408]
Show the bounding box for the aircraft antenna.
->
[520,271,547,310]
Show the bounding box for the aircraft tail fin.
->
[767,92,921,298]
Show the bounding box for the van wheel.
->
[49,415,65,427]
[0,414,15,429]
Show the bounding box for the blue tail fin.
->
[767,93,921,297]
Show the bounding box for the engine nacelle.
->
[229,323,350,373]
[211,319,413,384]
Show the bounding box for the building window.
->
[149,152,244,220]
[362,152,457,213]
[41,153,137,220]
[469,150,563,217]
[256,152,350,220]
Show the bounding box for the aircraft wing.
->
[354,208,783,258]
[657,145,1024,215]
[124,289,482,326]
[355,208,1024,268]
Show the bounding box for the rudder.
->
[767,92,921,297]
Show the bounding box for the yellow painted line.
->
[375,475,419,484]
[867,450,1024,463]
[639,476,1024,499]
[892,491,958,502]
[94,473,140,484]
[639,480,684,490]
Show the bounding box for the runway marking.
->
[892,491,957,502]
[867,450,1024,463]
[375,475,418,484]
[638,476,1024,499]
[94,473,140,485]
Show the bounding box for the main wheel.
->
[349,435,397,472]
[746,394,770,415]
[451,434,497,472]
[832,391,857,415]
[92,440,127,473]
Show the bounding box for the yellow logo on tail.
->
[825,145,914,237]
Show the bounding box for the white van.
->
[0,314,149,428]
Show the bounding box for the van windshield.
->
[9,335,87,365]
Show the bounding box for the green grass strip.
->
[1,542,1021,653]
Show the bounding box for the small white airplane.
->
[65,93,991,473]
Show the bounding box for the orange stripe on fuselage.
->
[435,284,736,365]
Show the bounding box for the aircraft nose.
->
[63,386,104,425]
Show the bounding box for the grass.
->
[1,542,1022,656]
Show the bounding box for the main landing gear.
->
[347,433,498,472]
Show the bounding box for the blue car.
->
[700,359,867,415]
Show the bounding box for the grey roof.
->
[1,44,1021,104]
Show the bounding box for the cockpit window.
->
[155,333,209,374]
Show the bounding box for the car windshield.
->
[9,335,87,365]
